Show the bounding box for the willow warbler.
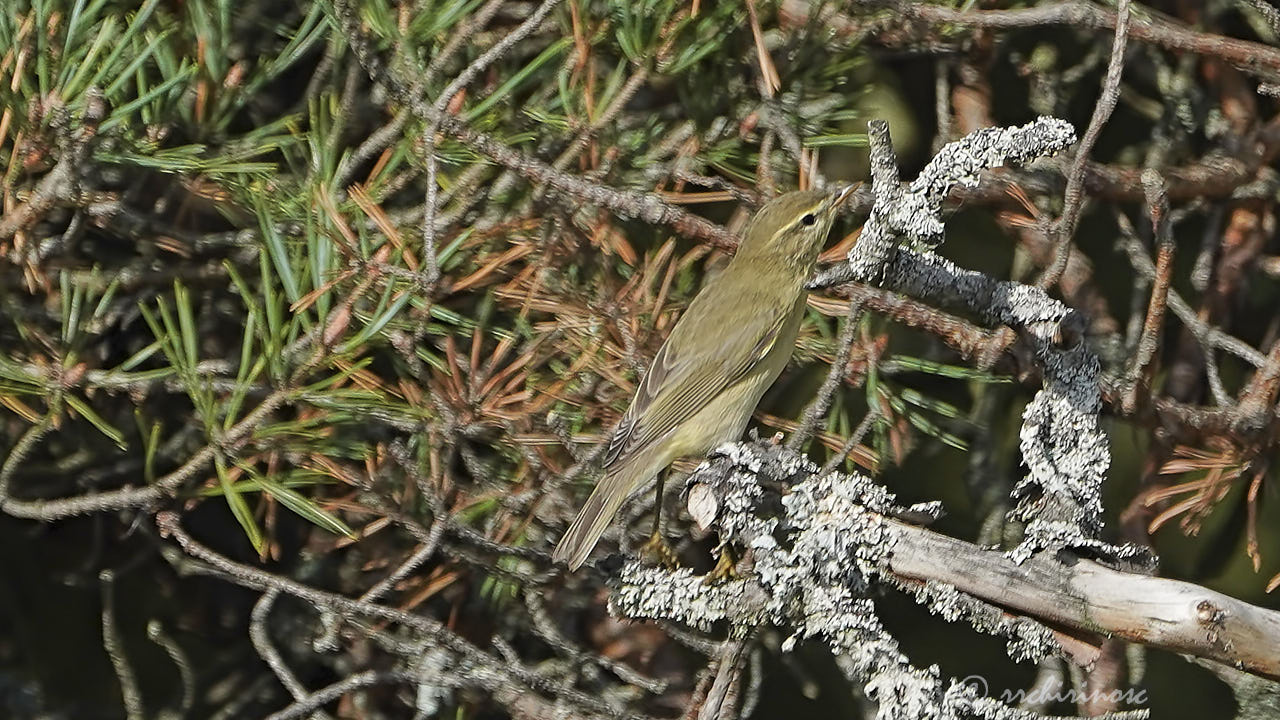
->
[553,185,855,569]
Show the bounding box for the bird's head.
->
[735,185,856,273]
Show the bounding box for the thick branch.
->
[882,518,1280,682]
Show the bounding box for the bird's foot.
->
[702,546,739,585]
[640,531,679,568]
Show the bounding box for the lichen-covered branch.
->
[809,116,1143,562]
[612,442,1176,719]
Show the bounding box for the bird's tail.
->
[553,457,656,570]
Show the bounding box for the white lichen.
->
[612,441,1135,719]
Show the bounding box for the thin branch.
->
[330,0,741,250]
[698,636,751,720]
[155,512,621,719]
[1115,214,1266,368]
[146,619,195,717]
[0,391,288,521]
[100,571,145,720]
[1039,0,1132,290]
[264,670,413,720]
[821,408,882,474]
[1121,170,1174,414]
[901,0,1280,76]
[420,0,563,284]
[251,589,332,720]
[787,297,864,450]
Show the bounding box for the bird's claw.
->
[640,531,679,568]
[702,546,738,585]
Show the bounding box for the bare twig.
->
[787,297,864,450]
[146,619,195,717]
[264,670,413,720]
[1038,0,1132,290]
[420,0,563,283]
[1121,170,1174,414]
[698,636,751,720]
[330,0,741,250]
[251,589,332,720]
[155,511,622,719]
[1115,214,1266,369]
[100,571,145,720]
[829,282,1009,367]
[901,0,1280,76]
[820,407,882,474]
[0,392,288,520]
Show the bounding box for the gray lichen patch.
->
[608,564,769,631]
[810,115,1144,565]
[611,441,1137,719]
[901,580,1060,665]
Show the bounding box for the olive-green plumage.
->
[553,186,854,569]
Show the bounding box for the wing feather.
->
[602,297,796,469]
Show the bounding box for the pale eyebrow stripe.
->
[767,203,825,244]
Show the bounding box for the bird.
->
[552,184,856,570]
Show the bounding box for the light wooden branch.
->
[882,517,1280,682]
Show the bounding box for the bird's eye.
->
[800,213,817,226]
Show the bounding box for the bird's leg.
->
[640,469,678,567]
[703,544,739,585]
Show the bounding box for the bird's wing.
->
[602,297,797,469]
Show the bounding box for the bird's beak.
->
[832,183,857,209]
